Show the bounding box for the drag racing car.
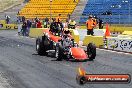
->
[36,29,96,61]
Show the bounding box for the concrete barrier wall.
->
[109,26,132,33]
[93,29,106,36]
[0,20,6,25]
[83,35,104,47]
[107,37,132,53]
[29,28,80,43]
[122,31,132,35]
[0,20,17,30]
[29,28,47,38]
[0,20,6,29]
[69,29,80,44]
[4,24,18,29]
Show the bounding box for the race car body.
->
[36,29,96,61]
[43,29,61,43]
[71,47,87,60]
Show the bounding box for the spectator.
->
[27,19,32,36]
[43,20,47,28]
[56,14,61,23]
[68,19,76,29]
[66,18,69,23]
[93,16,98,28]
[18,24,22,35]
[5,15,10,24]
[35,17,39,22]
[99,18,103,29]
[22,16,26,23]
[86,15,95,35]
[31,19,36,28]
[36,20,42,28]
[17,16,21,24]
[50,18,57,33]
[67,13,71,20]
[56,14,64,31]
[22,22,27,36]
[45,17,49,24]
[17,17,22,35]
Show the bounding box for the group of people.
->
[50,14,64,36]
[86,15,103,35]
[18,19,32,36]
[17,16,45,36]
[17,13,103,37]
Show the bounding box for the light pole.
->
[129,3,131,24]
[110,4,121,24]
[122,0,131,24]
[50,0,52,23]
[118,5,121,24]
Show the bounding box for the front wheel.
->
[55,43,64,61]
[36,37,46,55]
[87,43,96,60]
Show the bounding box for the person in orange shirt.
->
[93,16,98,27]
[55,14,64,34]
[56,14,61,23]
[86,15,95,35]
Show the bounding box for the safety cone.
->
[105,23,111,37]
[104,23,111,48]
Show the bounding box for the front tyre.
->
[36,37,46,55]
[87,43,96,60]
[55,43,63,61]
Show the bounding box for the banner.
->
[107,37,132,53]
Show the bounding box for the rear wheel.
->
[36,37,46,55]
[87,43,96,60]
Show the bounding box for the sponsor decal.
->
[76,67,131,85]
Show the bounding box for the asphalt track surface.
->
[0,30,132,88]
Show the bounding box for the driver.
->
[63,29,72,38]
[62,29,73,49]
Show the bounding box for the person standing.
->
[35,17,38,22]
[22,16,26,23]
[99,18,103,29]
[86,15,95,35]
[27,19,32,36]
[17,17,22,35]
[22,22,27,36]
[93,16,98,28]
[69,19,76,29]
[56,14,64,32]
[67,13,71,20]
[5,15,10,24]
[56,14,61,24]
[31,19,36,28]
[36,20,42,28]
[45,17,49,24]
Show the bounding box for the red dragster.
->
[36,29,96,61]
